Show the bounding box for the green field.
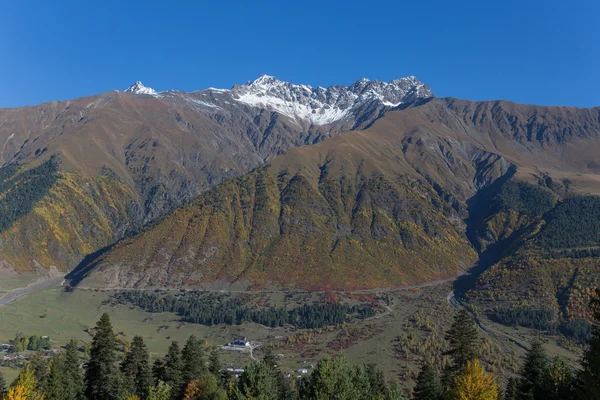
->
[0,283,582,394]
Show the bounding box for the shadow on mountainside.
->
[453,166,517,300]
[64,244,115,289]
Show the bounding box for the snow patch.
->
[124,81,159,96]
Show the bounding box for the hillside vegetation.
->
[85,165,476,290]
[467,180,600,341]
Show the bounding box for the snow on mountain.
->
[123,75,433,125]
[125,81,158,96]
[230,74,433,125]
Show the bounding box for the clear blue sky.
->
[2,0,598,108]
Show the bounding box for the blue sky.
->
[1,0,598,108]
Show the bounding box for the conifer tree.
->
[365,363,389,399]
[443,309,479,390]
[163,341,183,396]
[208,347,222,377]
[121,336,152,399]
[517,338,548,400]
[579,288,600,400]
[63,338,84,400]
[232,361,281,400]
[540,356,575,400]
[153,359,166,385]
[148,381,172,400]
[45,354,66,400]
[413,364,442,400]
[84,313,122,400]
[261,346,287,399]
[181,335,207,385]
[504,377,518,400]
[445,310,480,371]
[0,372,6,397]
[448,359,498,400]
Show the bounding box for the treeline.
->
[491,306,595,342]
[0,157,59,233]
[0,313,406,400]
[538,196,600,249]
[544,247,600,259]
[413,288,600,400]
[492,181,555,217]
[111,291,376,329]
[492,306,556,331]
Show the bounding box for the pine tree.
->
[504,377,518,400]
[443,309,480,390]
[413,364,442,400]
[63,339,84,400]
[181,335,207,385]
[517,338,548,400]
[448,359,499,400]
[163,341,183,396]
[121,336,152,399]
[261,346,287,399]
[365,363,389,399]
[232,361,280,400]
[208,347,222,377]
[579,288,600,400]
[445,310,480,371]
[45,354,66,400]
[84,313,122,400]
[148,381,172,400]
[153,359,166,385]
[540,356,575,400]
[0,372,6,397]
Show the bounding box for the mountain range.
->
[1,75,600,334]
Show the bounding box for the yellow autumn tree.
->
[3,385,29,400]
[3,368,44,400]
[125,396,141,400]
[448,359,499,400]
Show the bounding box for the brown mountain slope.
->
[0,77,428,274]
[79,97,600,290]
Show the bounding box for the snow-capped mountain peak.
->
[125,81,158,96]
[231,75,433,125]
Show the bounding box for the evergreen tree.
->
[540,356,575,400]
[153,359,166,385]
[365,363,389,399]
[261,346,287,399]
[181,335,207,385]
[121,336,152,399]
[448,359,498,400]
[579,288,600,400]
[413,364,442,400]
[445,310,480,371]
[298,356,357,400]
[208,347,221,377]
[443,309,479,390]
[163,341,183,396]
[45,354,66,400]
[148,381,172,400]
[28,353,49,389]
[63,339,84,400]
[84,313,122,400]
[0,372,6,397]
[517,338,548,400]
[232,361,281,400]
[504,377,518,400]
